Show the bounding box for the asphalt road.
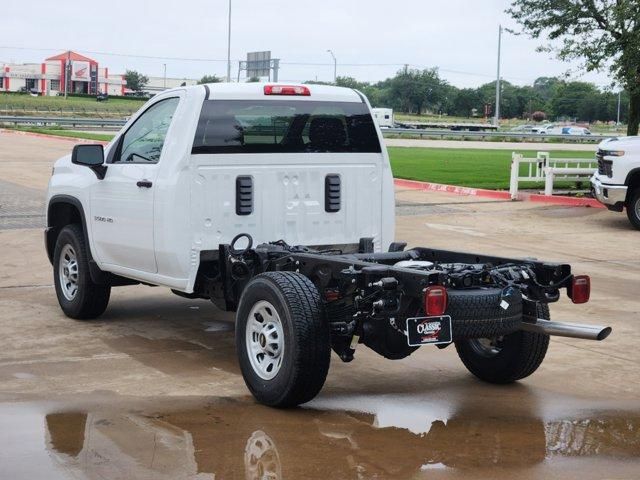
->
[0,130,638,480]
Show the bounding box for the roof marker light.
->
[264,85,310,96]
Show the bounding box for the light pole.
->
[226,0,232,82]
[327,49,336,83]
[163,63,166,89]
[617,90,622,126]
[494,24,502,126]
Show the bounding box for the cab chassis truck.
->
[45,83,611,407]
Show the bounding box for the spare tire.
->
[446,287,522,340]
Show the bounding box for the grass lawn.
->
[5,126,115,142]
[388,146,595,190]
[2,126,596,190]
[0,93,146,116]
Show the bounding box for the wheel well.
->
[45,201,83,264]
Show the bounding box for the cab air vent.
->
[236,176,253,215]
[325,174,341,213]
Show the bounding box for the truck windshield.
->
[192,100,381,154]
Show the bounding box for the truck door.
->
[90,97,180,273]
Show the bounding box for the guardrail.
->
[383,127,612,142]
[509,152,597,199]
[0,115,126,128]
[0,115,618,143]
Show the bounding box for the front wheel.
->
[53,224,111,319]
[454,303,550,384]
[626,187,640,230]
[236,272,331,407]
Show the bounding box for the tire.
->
[53,224,111,319]
[447,287,522,340]
[626,187,640,230]
[236,272,331,407]
[454,302,550,384]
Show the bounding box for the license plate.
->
[406,316,452,346]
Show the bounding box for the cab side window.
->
[115,97,180,164]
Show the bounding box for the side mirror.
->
[71,144,107,179]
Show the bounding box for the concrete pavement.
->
[0,131,638,480]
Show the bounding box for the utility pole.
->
[617,90,622,125]
[163,63,166,89]
[494,24,502,126]
[272,59,279,82]
[327,49,336,83]
[64,50,70,99]
[226,0,232,82]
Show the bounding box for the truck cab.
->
[46,83,395,296]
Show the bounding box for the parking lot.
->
[1,130,639,479]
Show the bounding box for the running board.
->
[520,318,612,341]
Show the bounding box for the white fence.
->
[509,152,597,199]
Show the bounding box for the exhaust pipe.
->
[521,318,612,341]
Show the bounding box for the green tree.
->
[550,81,600,120]
[246,77,260,83]
[123,70,148,92]
[507,0,640,135]
[198,75,222,84]
[386,68,449,114]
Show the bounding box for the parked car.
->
[510,124,534,132]
[532,123,555,134]
[591,136,640,228]
[45,83,608,407]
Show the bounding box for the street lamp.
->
[226,0,232,82]
[327,49,336,83]
[494,24,502,127]
[163,63,166,89]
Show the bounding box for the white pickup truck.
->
[46,83,609,407]
[591,136,640,229]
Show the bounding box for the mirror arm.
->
[90,165,108,180]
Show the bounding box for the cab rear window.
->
[192,100,381,154]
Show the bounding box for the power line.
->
[0,44,614,87]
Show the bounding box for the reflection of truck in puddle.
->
[44,401,640,479]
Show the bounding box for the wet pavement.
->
[1,130,639,479]
[2,394,640,479]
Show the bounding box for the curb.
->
[394,178,604,208]
[0,128,110,145]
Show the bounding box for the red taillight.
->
[264,85,310,96]
[424,286,448,316]
[569,275,590,304]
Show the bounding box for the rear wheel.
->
[626,187,640,230]
[454,303,550,384]
[53,224,111,319]
[236,272,331,407]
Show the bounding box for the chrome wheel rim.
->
[245,300,285,380]
[635,197,640,220]
[244,430,281,480]
[469,337,503,358]
[59,244,79,301]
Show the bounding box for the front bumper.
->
[591,176,627,210]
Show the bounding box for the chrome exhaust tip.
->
[521,318,612,341]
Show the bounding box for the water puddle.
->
[1,397,638,480]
